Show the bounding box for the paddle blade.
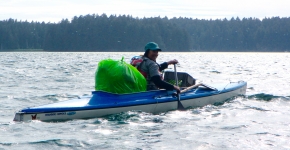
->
[177,95,186,111]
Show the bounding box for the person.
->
[134,42,180,93]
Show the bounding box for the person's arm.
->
[151,75,180,92]
[159,59,179,71]
[147,61,180,92]
[159,62,168,71]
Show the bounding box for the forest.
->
[0,14,289,52]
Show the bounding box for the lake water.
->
[1,52,290,149]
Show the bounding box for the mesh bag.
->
[95,57,147,94]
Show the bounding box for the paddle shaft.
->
[180,83,202,94]
[174,64,178,86]
[173,64,185,110]
[173,64,201,93]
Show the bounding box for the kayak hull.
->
[14,81,247,122]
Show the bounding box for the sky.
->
[1,0,290,23]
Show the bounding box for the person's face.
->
[148,50,159,61]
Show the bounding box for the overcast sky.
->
[1,0,289,23]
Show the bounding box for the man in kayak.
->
[133,42,180,93]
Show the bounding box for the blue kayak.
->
[13,80,247,122]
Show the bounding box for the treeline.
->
[0,14,290,52]
[171,17,290,51]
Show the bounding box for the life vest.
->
[130,56,148,78]
[130,56,165,81]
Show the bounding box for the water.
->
[1,52,290,149]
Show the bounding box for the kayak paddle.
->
[174,64,186,110]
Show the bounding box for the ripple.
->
[209,70,221,74]
[103,111,141,124]
[220,125,247,130]
[245,106,270,111]
[248,93,281,101]
[41,94,80,102]
[254,132,281,137]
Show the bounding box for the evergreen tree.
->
[0,15,289,52]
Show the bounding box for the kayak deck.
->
[19,81,246,113]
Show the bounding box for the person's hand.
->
[167,59,179,65]
[174,85,180,94]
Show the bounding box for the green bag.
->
[95,57,147,94]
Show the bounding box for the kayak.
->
[13,80,247,122]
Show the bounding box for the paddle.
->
[180,83,202,93]
[174,64,186,110]
[180,83,217,93]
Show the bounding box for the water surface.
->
[1,52,290,149]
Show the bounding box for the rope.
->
[218,82,231,94]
